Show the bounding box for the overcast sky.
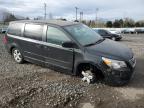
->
[0,0,144,21]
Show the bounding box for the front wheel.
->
[80,65,96,84]
[12,48,24,64]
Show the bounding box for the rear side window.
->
[47,26,70,45]
[24,24,44,41]
[7,23,24,36]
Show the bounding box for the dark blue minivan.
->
[3,20,136,86]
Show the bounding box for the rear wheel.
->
[12,48,24,64]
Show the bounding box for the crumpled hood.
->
[86,39,133,61]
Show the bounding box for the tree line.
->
[80,18,144,28]
[106,18,144,28]
[1,12,144,28]
[2,12,30,25]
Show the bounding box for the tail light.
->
[3,35,8,44]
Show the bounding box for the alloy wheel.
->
[81,70,95,84]
[13,49,22,63]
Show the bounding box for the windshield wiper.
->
[96,38,105,43]
[84,38,105,47]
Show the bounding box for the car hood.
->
[85,39,133,61]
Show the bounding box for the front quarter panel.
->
[73,48,103,75]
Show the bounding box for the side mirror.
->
[62,41,77,48]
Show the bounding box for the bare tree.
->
[3,12,17,23]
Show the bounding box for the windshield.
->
[64,24,103,46]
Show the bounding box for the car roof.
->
[10,20,79,27]
[93,29,98,31]
[94,29,107,31]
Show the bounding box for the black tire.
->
[12,48,24,64]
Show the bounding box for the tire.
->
[12,48,24,64]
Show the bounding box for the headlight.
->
[102,57,127,69]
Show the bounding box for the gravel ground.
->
[0,34,144,108]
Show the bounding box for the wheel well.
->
[76,63,104,79]
[77,63,92,74]
[10,47,15,55]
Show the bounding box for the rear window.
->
[7,23,24,36]
[24,24,44,41]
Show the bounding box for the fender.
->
[9,43,22,54]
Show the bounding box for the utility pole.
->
[75,7,78,21]
[80,12,83,22]
[44,3,47,20]
[80,12,81,22]
[95,8,99,27]
[81,12,83,21]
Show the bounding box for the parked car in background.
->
[3,20,136,86]
[121,28,135,34]
[135,28,144,34]
[93,29,122,41]
[109,30,121,35]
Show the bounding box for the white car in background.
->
[109,30,121,35]
[121,28,135,34]
[108,30,122,38]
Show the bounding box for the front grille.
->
[129,57,136,68]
